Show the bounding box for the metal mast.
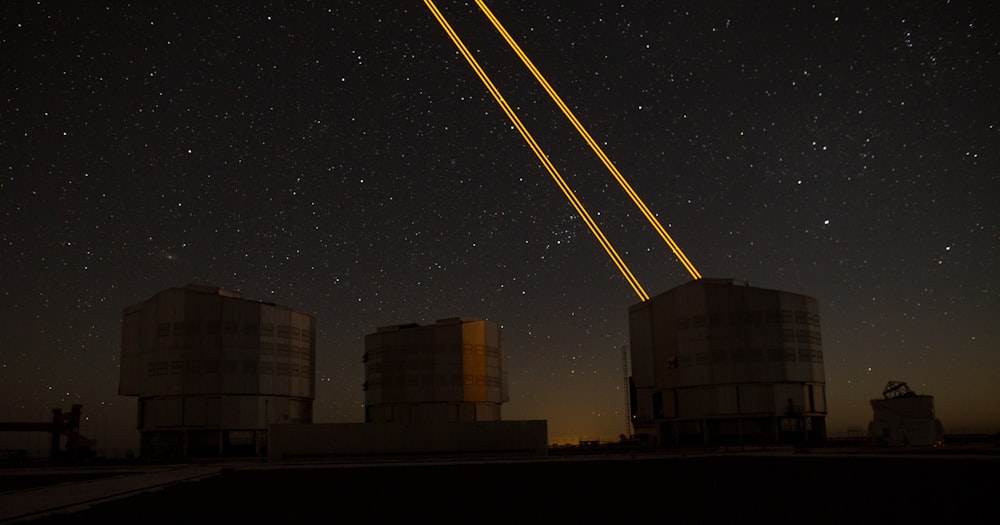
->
[622,345,632,438]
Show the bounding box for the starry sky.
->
[2,1,998,451]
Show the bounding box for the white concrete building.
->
[629,279,827,445]
[869,381,944,446]
[364,317,508,423]
[119,285,314,457]
[268,420,548,459]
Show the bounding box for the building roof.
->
[375,316,485,333]
[636,277,817,307]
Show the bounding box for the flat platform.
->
[3,451,996,524]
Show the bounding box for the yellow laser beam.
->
[475,0,702,281]
[424,0,649,301]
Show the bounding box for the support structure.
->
[0,405,94,461]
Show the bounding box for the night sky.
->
[2,1,998,451]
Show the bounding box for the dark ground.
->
[0,472,118,493]
[19,454,1000,524]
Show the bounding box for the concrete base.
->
[268,420,548,460]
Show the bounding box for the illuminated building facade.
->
[629,279,827,445]
[119,285,314,457]
[364,317,508,423]
[265,317,546,459]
